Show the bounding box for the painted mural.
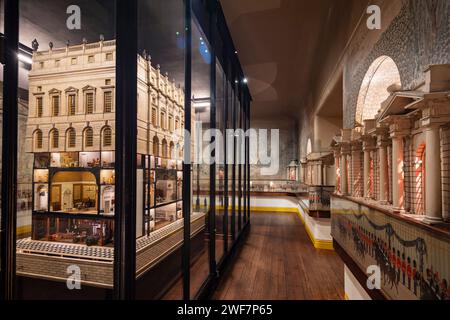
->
[332,197,450,300]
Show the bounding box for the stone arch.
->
[66,127,76,149]
[33,129,43,151]
[101,126,112,148]
[83,126,94,149]
[169,141,175,159]
[152,135,159,156]
[49,128,59,150]
[161,139,168,158]
[355,56,402,126]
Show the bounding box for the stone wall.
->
[250,117,298,180]
[344,0,450,129]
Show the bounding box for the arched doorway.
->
[356,56,402,125]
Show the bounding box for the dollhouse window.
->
[51,95,60,116]
[84,127,94,148]
[102,126,112,147]
[169,142,175,158]
[66,128,76,148]
[162,139,168,158]
[169,115,174,132]
[153,136,159,156]
[34,130,43,150]
[161,111,166,130]
[85,92,94,114]
[50,129,59,149]
[152,107,157,126]
[104,91,113,113]
[36,97,43,118]
[68,94,76,116]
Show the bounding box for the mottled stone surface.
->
[344,0,450,129]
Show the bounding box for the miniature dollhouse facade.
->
[25,39,186,245]
[331,64,450,224]
[330,64,450,300]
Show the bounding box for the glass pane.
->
[189,18,212,299]
[137,0,185,300]
[0,0,3,278]
[215,61,225,263]
[16,0,116,299]
[227,82,234,243]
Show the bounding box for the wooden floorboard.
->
[213,211,345,300]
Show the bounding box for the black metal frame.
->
[0,0,251,301]
[114,0,138,300]
[182,0,192,301]
[1,0,19,301]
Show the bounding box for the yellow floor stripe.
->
[252,206,334,251]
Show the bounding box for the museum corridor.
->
[213,212,344,300]
[1,0,450,304]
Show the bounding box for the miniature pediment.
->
[48,88,61,95]
[378,91,423,122]
[82,85,96,91]
[65,86,79,93]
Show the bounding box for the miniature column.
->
[424,124,443,224]
[334,150,341,193]
[351,142,363,197]
[340,145,349,195]
[363,145,371,198]
[378,135,389,203]
[391,135,405,210]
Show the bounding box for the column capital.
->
[389,117,411,139]
[351,140,363,153]
[340,142,351,155]
[362,135,376,151]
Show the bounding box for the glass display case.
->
[2,0,251,301]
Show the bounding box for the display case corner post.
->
[182,0,192,301]
[1,0,19,301]
[208,0,218,278]
[114,0,138,301]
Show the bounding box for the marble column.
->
[351,143,363,197]
[391,136,405,210]
[334,153,340,193]
[378,139,389,203]
[340,150,349,195]
[363,148,371,198]
[424,124,443,224]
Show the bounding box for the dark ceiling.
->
[220,0,366,119]
[7,0,210,97]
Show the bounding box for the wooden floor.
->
[213,211,345,300]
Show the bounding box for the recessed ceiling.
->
[221,0,365,119]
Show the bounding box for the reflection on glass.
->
[155,168,177,205]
